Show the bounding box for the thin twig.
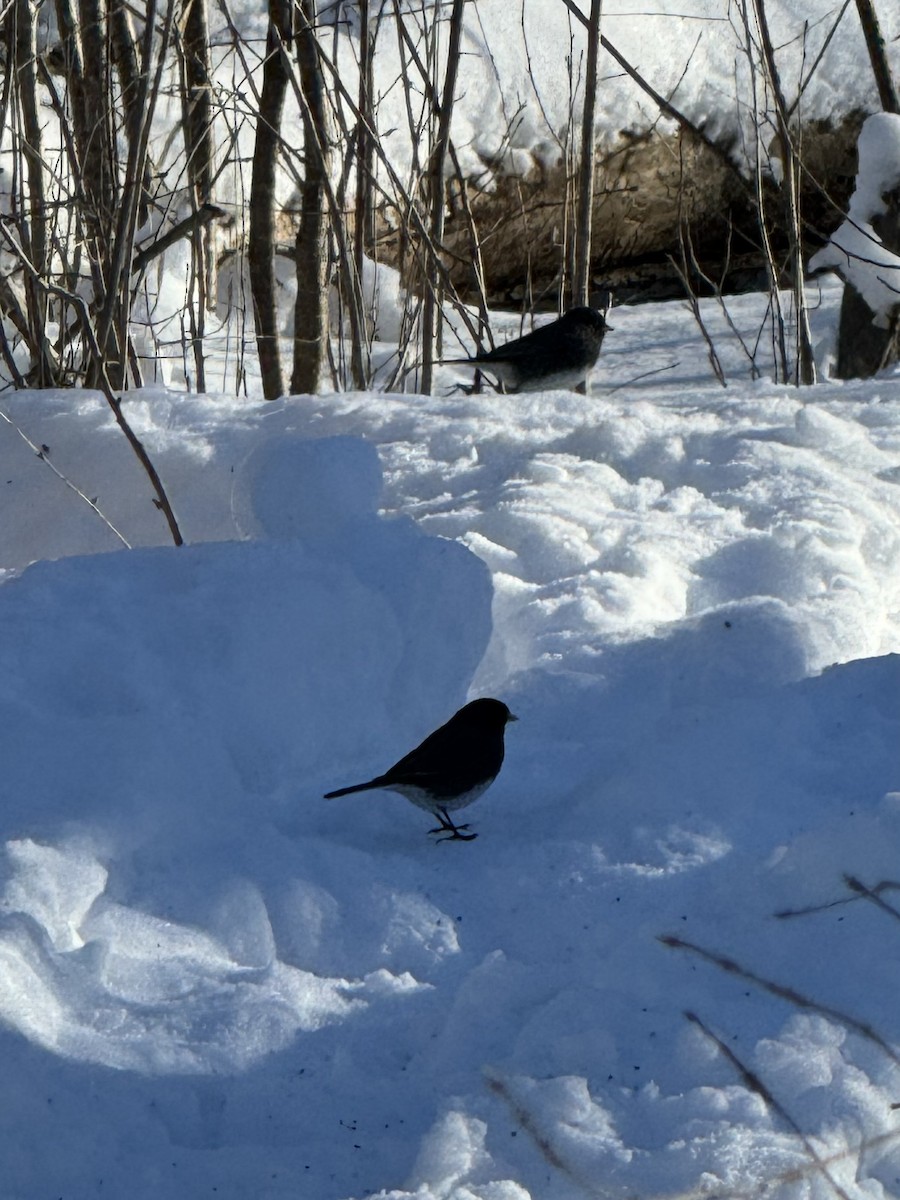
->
[669,216,727,386]
[844,875,900,924]
[686,1012,855,1200]
[0,226,184,546]
[607,360,680,391]
[133,202,227,274]
[660,934,900,1066]
[0,407,131,547]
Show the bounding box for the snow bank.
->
[0,435,490,1077]
[4,291,900,684]
[317,1,900,188]
[1,290,899,1198]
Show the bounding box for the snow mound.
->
[0,435,491,1075]
[0,837,379,1074]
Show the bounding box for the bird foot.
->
[428,818,477,843]
[431,827,478,843]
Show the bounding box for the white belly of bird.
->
[517,367,588,392]
[389,780,491,813]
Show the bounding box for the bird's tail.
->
[323,778,381,799]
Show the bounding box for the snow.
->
[324,1,900,189]
[2,283,900,1198]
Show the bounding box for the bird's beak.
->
[508,713,519,723]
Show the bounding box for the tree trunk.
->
[181,0,214,205]
[752,0,816,385]
[108,0,154,226]
[420,0,465,395]
[13,0,56,383]
[291,0,331,396]
[573,0,602,310]
[57,0,124,384]
[180,0,214,383]
[249,0,292,399]
[835,185,900,379]
[854,0,899,114]
[834,0,899,378]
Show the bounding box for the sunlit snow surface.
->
[1,287,900,1198]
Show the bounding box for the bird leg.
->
[428,807,477,843]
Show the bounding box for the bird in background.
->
[443,306,611,393]
[324,698,517,842]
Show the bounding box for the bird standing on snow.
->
[444,306,611,393]
[323,698,517,842]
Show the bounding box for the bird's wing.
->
[445,319,566,367]
[472,322,555,364]
[380,722,504,796]
[385,728,459,781]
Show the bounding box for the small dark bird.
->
[324,698,517,842]
[445,306,611,393]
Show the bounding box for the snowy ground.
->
[1,282,900,1198]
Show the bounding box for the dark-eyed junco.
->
[445,306,610,392]
[324,698,517,841]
